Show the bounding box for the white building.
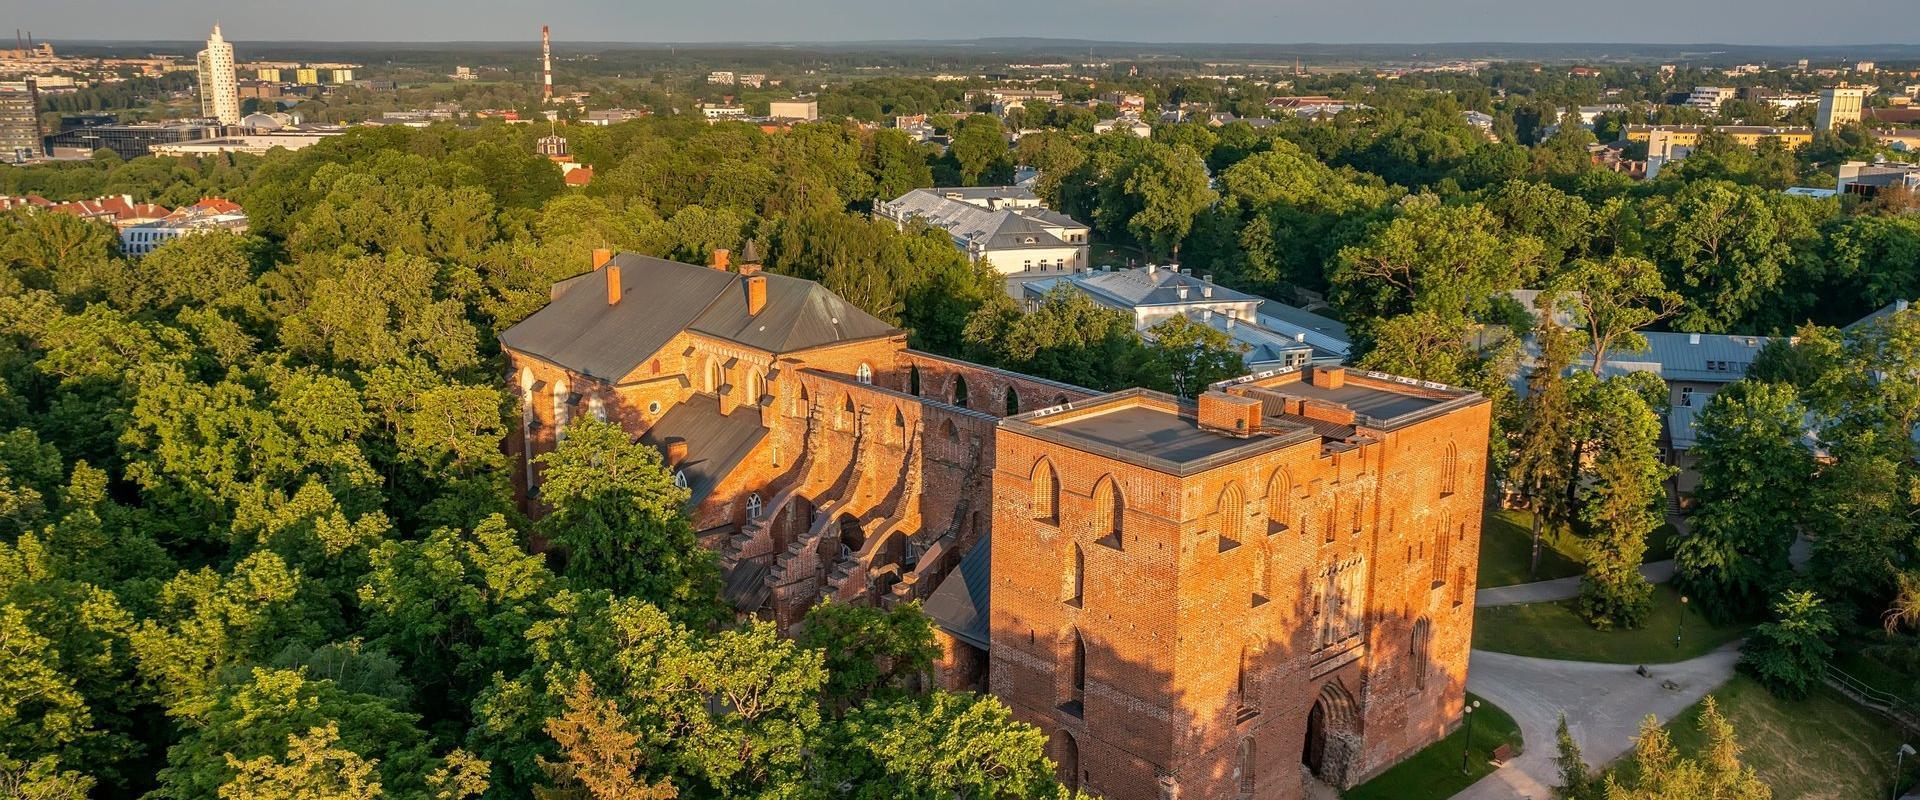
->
[700,104,748,120]
[1092,116,1152,137]
[1817,86,1867,131]
[119,198,248,257]
[196,24,240,126]
[767,98,818,121]
[1025,265,1351,369]
[1683,86,1737,113]
[873,186,1090,276]
[707,71,736,84]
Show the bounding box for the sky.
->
[13,0,1913,45]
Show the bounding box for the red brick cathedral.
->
[502,250,1491,799]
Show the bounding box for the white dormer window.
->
[673,470,689,490]
[857,363,873,384]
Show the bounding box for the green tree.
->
[534,419,721,626]
[1115,143,1217,257]
[1553,256,1682,376]
[1739,589,1835,700]
[360,515,555,723]
[950,115,1012,186]
[1573,378,1670,630]
[797,601,939,708]
[1510,315,1581,578]
[1138,315,1248,398]
[1674,383,1814,622]
[1602,700,1770,800]
[1640,181,1814,333]
[152,668,437,800]
[216,724,385,800]
[821,691,1060,800]
[1553,713,1594,800]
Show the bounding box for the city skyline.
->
[10,0,1919,47]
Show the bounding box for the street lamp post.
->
[1459,699,1482,775]
[1675,595,1690,649]
[1896,743,1915,800]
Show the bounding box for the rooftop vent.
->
[1689,333,1701,345]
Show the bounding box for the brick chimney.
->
[664,436,689,467]
[606,263,622,305]
[591,248,612,270]
[745,274,767,315]
[1197,391,1262,437]
[1309,365,1345,390]
[710,248,731,271]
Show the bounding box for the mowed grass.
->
[1343,693,1522,800]
[1610,675,1918,800]
[1477,508,1681,588]
[1478,508,1584,587]
[1472,584,1750,664]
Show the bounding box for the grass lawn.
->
[1472,584,1751,664]
[1343,693,1522,800]
[1608,675,1918,800]
[1478,508,1584,587]
[1476,509,1678,589]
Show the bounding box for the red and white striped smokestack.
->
[541,25,553,101]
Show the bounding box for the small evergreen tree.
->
[1739,589,1836,700]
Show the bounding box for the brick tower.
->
[989,366,1490,799]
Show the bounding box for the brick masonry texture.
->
[504,256,1490,800]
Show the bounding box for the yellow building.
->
[256,67,281,82]
[1624,125,1815,151]
[295,67,319,85]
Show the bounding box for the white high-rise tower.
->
[197,24,240,126]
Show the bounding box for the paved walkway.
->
[1453,643,1741,800]
[1475,561,1676,607]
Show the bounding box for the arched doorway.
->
[1049,730,1079,789]
[1302,680,1360,785]
[1005,386,1020,416]
[1303,698,1327,774]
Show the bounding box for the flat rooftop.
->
[1047,404,1268,463]
[1271,378,1442,420]
[1004,367,1484,476]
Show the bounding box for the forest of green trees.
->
[2,73,1918,797]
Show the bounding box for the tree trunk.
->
[1530,502,1544,579]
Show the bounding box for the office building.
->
[295,67,319,85]
[43,121,221,160]
[767,98,818,121]
[196,25,240,126]
[1817,86,1867,131]
[1683,86,1737,113]
[0,78,40,162]
[255,67,281,82]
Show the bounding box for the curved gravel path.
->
[1451,642,1741,800]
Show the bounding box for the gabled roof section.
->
[690,272,898,353]
[923,534,991,650]
[499,253,737,381]
[637,394,766,508]
[498,253,900,381]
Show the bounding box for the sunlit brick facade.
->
[502,251,1490,799]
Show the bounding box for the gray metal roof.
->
[1604,331,1775,384]
[1071,266,1263,308]
[923,534,991,650]
[499,254,899,380]
[637,393,766,508]
[878,188,1087,252]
